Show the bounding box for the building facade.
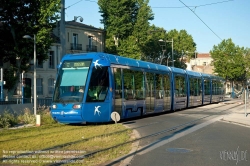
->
[189,53,214,74]
[10,21,105,100]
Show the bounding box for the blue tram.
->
[50,52,225,123]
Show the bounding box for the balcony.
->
[86,45,97,52]
[71,43,82,50]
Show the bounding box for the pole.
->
[245,87,247,117]
[0,68,3,101]
[22,72,24,104]
[195,52,197,65]
[172,38,174,67]
[60,0,66,58]
[34,34,37,115]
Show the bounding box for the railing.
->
[86,45,97,52]
[71,43,82,50]
[0,98,52,107]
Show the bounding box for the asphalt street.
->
[110,101,250,166]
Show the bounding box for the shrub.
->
[37,105,57,125]
[18,108,36,124]
[0,110,18,128]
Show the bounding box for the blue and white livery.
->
[50,52,225,123]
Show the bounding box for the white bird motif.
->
[136,61,139,67]
[94,106,101,116]
[115,56,119,63]
[93,59,102,69]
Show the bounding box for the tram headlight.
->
[73,104,81,109]
[52,104,57,109]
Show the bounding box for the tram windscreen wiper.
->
[59,98,66,105]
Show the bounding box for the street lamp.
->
[73,16,83,22]
[159,38,174,67]
[158,39,166,65]
[23,34,37,115]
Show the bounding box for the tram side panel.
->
[202,77,211,104]
[188,76,203,107]
[211,79,225,103]
[112,67,172,120]
[172,72,188,110]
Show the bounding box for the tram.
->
[50,52,225,123]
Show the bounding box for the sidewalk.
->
[220,98,250,127]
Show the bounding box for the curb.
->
[220,118,250,128]
[101,126,141,166]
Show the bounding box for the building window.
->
[88,36,93,48]
[36,60,43,68]
[37,78,43,95]
[49,51,55,69]
[203,62,207,66]
[87,36,96,52]
[72,33,78,49]
[48,78,54,95]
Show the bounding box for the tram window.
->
[212,81,216,95]
[134,70,145,100]
[86,67,109,102]
[190,78,201,96]
[213,80,222,95]
[163,75,171,97]
[204,79,210,95]
[123,69,135,100]
[155,74,163,99]
[52,60,91,103]
[175,75,186,97]
[145,72,155,98]
[113,68,122,99]
[189,78,194,96]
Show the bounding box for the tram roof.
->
[186,70,202,77]
[62,52,171,73]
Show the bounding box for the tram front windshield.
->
[53,60,91,103]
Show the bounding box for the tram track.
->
[0,103,235,164]
[46,103,242,165]
[1,103,239,165]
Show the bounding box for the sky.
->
[64,0,250,53]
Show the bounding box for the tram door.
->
[113,68,123,117]
[145,72,155,113]
[163,74,171,111]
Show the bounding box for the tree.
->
[140,25,165,62]
[210,39,246,81]
[98,0,154,59]
[244,48,250,80]
[210,39,247,98]
[165,29,196,69]
[0,0,60,94]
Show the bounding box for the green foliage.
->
[210,38,246,82]
[99,0,139,40]
[0,0,61,91]
[98,0,196,68]
[37,105,57,125]
[98,0,154,58]
[0,110,18,128]
[3,67,18,90]
[18,108,36,124]
[165,29,196,68]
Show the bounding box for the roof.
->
[65,21,104,32]
[197,53,211,58]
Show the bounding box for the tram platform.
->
[220,98,250,127]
